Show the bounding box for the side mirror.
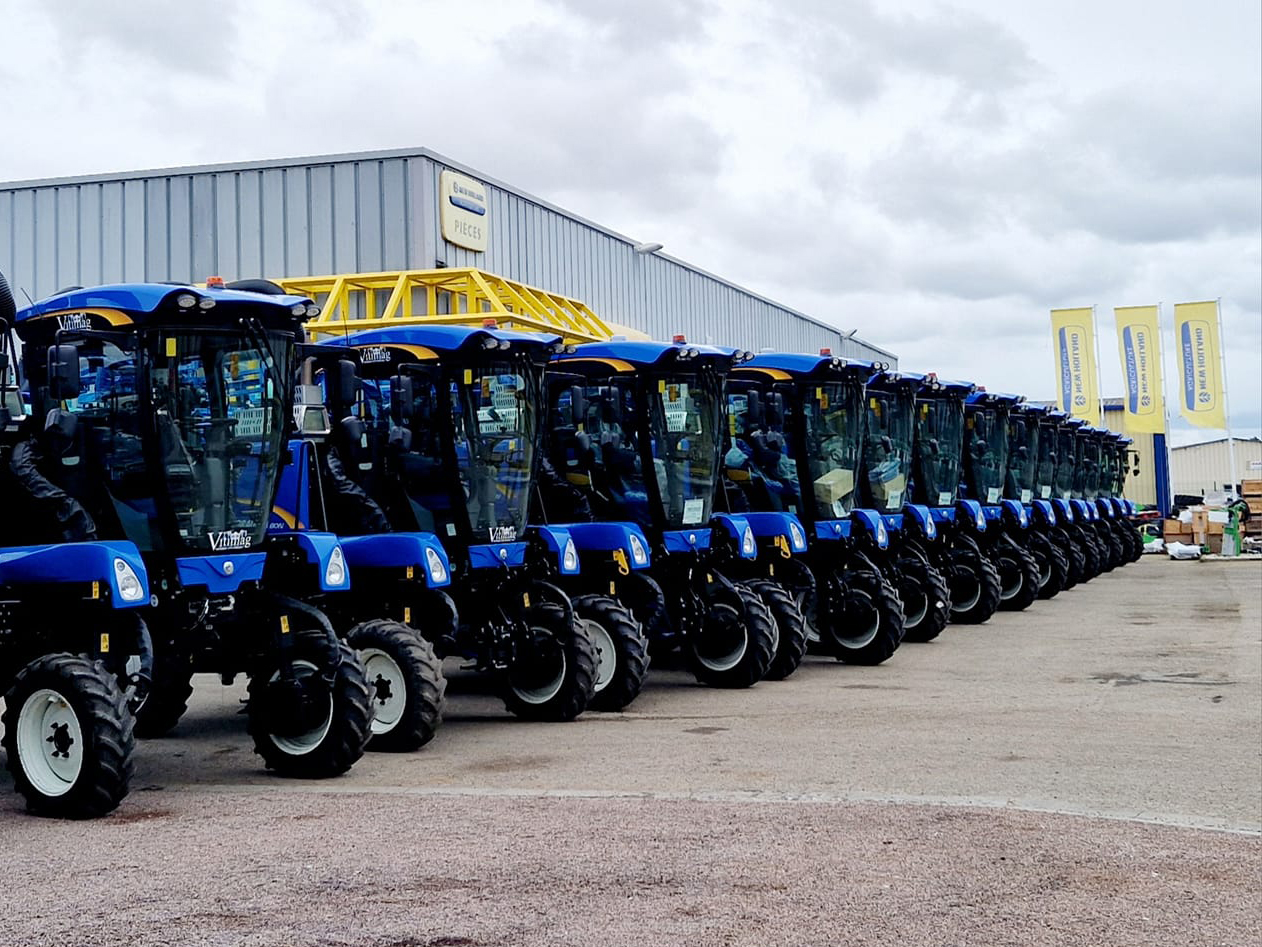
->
[48,344,81,400]
[766,392,784,427]
[390,374,414,425]
[880,435,893,454]
[745,390,764,427]
[337,359,357,407]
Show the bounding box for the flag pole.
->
[1215,297,1238,496]
[1092,303,1105,428]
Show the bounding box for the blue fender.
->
[526,525,581,575]
[956,499,986,532]
[882,513,904,534]
[850,509,889,550]
[662,528,712,554]
[0,540,151,609]
[338,533,452,588]
[289,531,352,591]
[1031,499,1056,527]
[929,506,956,526]
[468,541,529,570]
[555,521,652,569]
[1051,497,1075,524]
[903,503,937,541]
[710,513,758,559]
[814,519,852,541]
[1000,498,1029,529]
[176,552,267,595]
[740,512,808,553]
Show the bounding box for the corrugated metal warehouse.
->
[0,147,895,364]
[1169,436,1262,498]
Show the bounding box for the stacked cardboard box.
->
[1245,479,1262,538]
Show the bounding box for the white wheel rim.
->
[1000,562,1023,601]
[951,578,982,614]
[902,585,929,629]
[266,660,333,755]
[837,590,880,649]
[511,630,567,705]
[585,620,617,693]
[16,688,84,798]
[695,603,748,673]
[1037,557,1052,589]
[360,648,407,734]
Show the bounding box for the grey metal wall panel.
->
[0,148,895,366]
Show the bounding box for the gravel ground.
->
[1,556,1259,946]
[2,791,1258,947]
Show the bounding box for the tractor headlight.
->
[324,546,347,587]
[975,511,986,530]
[925,519,936,540]
[113,558,144,602]
[741,526,756,556]
[305,304,321,317]
[198,297,216,310]
[424,546,448,584]
[628,532,648,565]
[176,293,197,309]
[1019,509,1028,527]
[562,537,579,572]
[788,521,806,550]
[877,522,888,545]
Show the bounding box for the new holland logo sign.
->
[1113,305,1165,434]
[1050,308,1100,427]
[440,170,489,253]
[1174,301,1226,428]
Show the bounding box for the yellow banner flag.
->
[1050,307,1101,427]
[1113,305,1166,434]
[1174,301,1227,428]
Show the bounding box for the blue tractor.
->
[1099,432,1144,562]
[10,280,375,780]
[861,369,1001,626]
[1050,417,1106,582]
[960,390,1042,613]
[0,269,154,817]
[1003,402,1070,599]
[324,324,617,721]
[543,338,802,687]
[721,352,908,661]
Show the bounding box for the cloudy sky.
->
[2,0,1259,443]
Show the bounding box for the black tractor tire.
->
[996,539,1040,612]
[819,568,905,665]
[502,601,598,721]
[746,579,809,680]
[1095,523,1121,572]
[687,582,776,688]
[573,594,650,712]
[2,655,134,818]
[247,635,373,778]
[1051,526,1083,590]
[618,571,671,643]
[346,619,446,752]
[896,555,951,643]
[1032,532,1068,600]
[948,537,1003,624]
[1126,521,1145,562]
[1074,525,1101,582]
[133,635,195,738]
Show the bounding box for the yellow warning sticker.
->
[280,615,291,634]
[99,633,110,653]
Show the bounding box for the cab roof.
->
[735,351,877,381]
[15,282,314,326]
[339,324,562,357]
[554,338,745,374]
[966,389,1025,407]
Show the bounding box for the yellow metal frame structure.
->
[273,268,614,343]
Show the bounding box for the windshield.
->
[649,373,723,530]
[964,406,1009,504]
[377,359,541,544]
[65,330,290,553]
[1004,415,1038,502]
[913,397,964,507]
[1114,447,1130,496]
[1080,438,1101,499]
[801,380,865,519]
[1097,444,1117,498]
[1034,420,1059,500]
[861,388,915,512]
[1055,428,1078,498]
[725,386,802,515]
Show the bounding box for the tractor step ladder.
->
[274,268,614,344]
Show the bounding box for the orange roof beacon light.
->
[672,334,687,344]
[206,276,225,289]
